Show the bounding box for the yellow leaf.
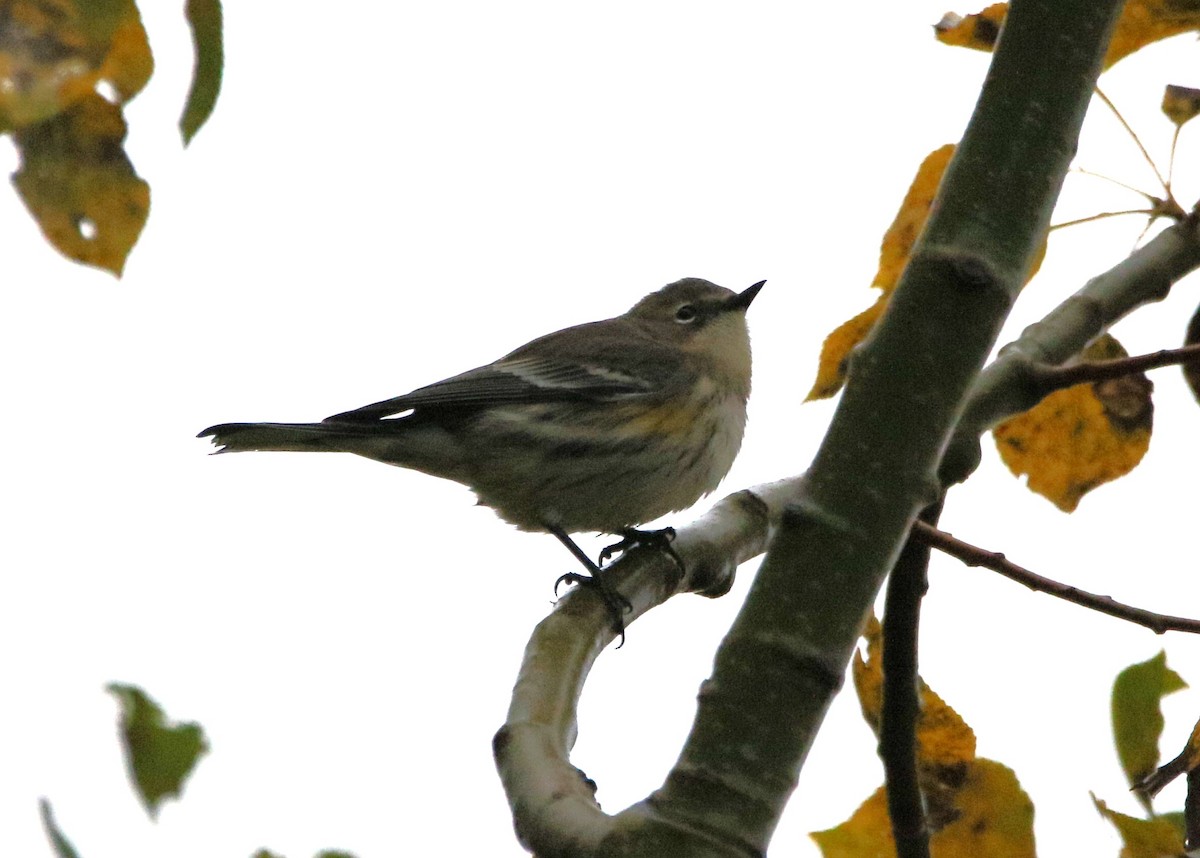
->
[853,617,977,771]
[812,762,1035,858]
[12,92,150,275]
[808,297,887,401]
[935,1,1200,70]
[807,141,1047,401]
[934,4,1007,52]
[0,0,153,130]
[1161,84,1200,128]
[811,787,895,858]
[1107,0,1200,69]
[1092,794,1186,858]
[993,334,1153,512]
[817,620,1035,857]
[807,146,956,401]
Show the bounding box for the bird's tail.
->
[198,422,381,454]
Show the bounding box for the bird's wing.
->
[324,327,683,423]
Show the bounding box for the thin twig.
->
[1071,166,1159,202]
[1037,342,1200,390]
[881,504,941,858]
[913,522,1200,635]
[1050,209,1155,231]
[1095,87,1171,193]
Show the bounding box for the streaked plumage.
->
[200,278,760,535]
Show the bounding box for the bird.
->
[200,277,762,633]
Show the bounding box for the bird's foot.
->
[598,526,684,573]
[554,569,632,643]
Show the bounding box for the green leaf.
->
[181,0,224,145]
[12,93,150,276]
[39,799,82,858]
[1092,793,1186,858]
[107,683,209,817]
[1112,651,1187,812]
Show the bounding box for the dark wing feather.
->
[325,320,686,423]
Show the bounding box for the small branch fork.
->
[911,522,1200,635]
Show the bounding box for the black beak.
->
[725,280,765,312]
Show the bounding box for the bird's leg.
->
[549,525,631,641]
[598,526,684,576]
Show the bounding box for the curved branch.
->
[494,479,795,856]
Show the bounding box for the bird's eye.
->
[674,304,698,323]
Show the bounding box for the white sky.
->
[3,3,1199,857]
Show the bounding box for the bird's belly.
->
[467,392,747,534]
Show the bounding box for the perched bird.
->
[200,277,762,632]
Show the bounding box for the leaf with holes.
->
[12,93,150,275]
[0,0,152,130]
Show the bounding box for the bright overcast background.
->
[3,4,1199,857]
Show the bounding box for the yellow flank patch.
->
[619,398,707,437]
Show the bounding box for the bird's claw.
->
[554,570,632,644]
[598,526,683,571]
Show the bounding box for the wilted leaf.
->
[108,683,209,817]
[812,762,1035,858]
[39,799,81,858]
[993,334,1153,512]
[1112,651,1187,811]
[11,92,150,274]
[1093,793,1186,858]
[935,0,1200,69]
[1185,304,1200,406]
[180,0,223,145]
[0,0,153,130]
[1162,85,1200,128]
